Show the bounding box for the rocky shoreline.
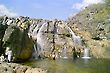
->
[0,62,47,73]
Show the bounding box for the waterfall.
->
[34,44,37,54]
[65,24,82,45]
[32,44,38,59]
[67,26,76,38]
[62,46,68,59]
[82,48,91,59]
[30,22,48,59]
[36,22,48,57]
[84,48,89,57]
[58,23,82,59]
[30,21,83,59]
[28,23,42,39]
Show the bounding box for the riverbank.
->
[0,62,47,73]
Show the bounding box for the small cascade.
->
[74,36,82,45]
[65,24,82,46]
[34,44,37,54]
[61,45,68,59]
[36,22,48,57]
[28,23,41,39]
[82,48,91,59]
[32,44,38,59]
[67,26,76,38]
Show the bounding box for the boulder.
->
[3,25,33,62]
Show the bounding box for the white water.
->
[32,44,38,59]
[65,24,82,46]
[59,23,82,59]
[36,22,48,57]
[28,23,42,39]
[62,46,68,59]
[82,48,91,59]
[30,22,48,59]
[65,24,91,59]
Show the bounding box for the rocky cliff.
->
[0,3,110,61]
[68,3,110,58]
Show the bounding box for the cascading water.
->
[67,26,82,45]
[65,24,91,59]
[28,22,42,39]
[62,46,68,59]
[82,48,91,59]
[36,22,48,57]
[32,44,38,59]
[59,23,82,59]
[29,22,48,59]
[30,21,83,59]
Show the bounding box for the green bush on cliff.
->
[0,19,8,55]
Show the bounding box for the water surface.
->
[23,58,110,73]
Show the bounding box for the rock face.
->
[68,4,110,40]
[3,25,33,62]
[0,16,84,60]
[0,62,47,73]
[29,19,83,59]
[68,4,110,58]
[0,17,8,55]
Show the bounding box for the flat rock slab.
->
[0,62,47,73]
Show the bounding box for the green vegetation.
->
[68,2,110,58]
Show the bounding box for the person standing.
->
[5,47,12,63]
[0,54,5,62]
[5,47,9,62]
[7,50,12,63]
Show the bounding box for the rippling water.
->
[22,58,110,73]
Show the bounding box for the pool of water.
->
[22,58,110,73]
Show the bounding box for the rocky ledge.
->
[0,62,47,73]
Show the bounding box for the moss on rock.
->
[3,25,33,62]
